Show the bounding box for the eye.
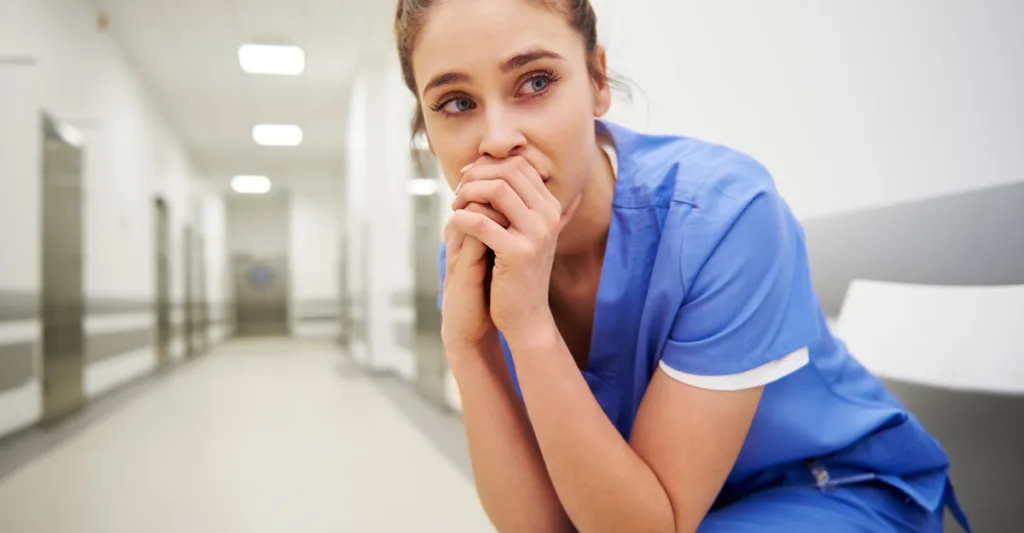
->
[431,96,476,117]
[524,77,549,94]
[517,71,560,97]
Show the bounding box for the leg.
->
[698,483,944,533]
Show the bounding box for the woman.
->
[395,0,971,532]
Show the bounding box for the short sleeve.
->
[659,173,821,391]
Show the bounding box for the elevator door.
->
[233,255,289,336]
[154,198,171,368]
[40,113,85,424]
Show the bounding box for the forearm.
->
[506,322,677,533]
[449,338,572,533]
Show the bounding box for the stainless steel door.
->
[183,226,195,358]
[195,233,209,354]
[411,155,448,404]
[154,198,171,368]
[40,113,85,425]
[233,255,289,336]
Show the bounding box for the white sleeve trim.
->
[658,347,810,391]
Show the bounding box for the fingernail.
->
[461,163,474,173]
[454,182,462,195]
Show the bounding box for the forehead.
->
[411,0,582,87]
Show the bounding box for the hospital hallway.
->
[0,338,492,533]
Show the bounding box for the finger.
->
[453,180,534,231]
[456,235,488,269]
[444,222,465,275]
[450,209,516,254]
[460,157,547,210]
[464,201,510,229]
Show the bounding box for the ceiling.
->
[90,0,398,189]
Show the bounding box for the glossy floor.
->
[0,338,491,533]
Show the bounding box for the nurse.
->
[396,0,971,532]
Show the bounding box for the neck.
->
[551,134,616,283]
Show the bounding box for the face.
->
[411,0,611,210]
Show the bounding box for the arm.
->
[451,155,811,533]
[448,334,573,533]
[504,320,760,533]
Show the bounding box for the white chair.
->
[836,279,1024,395]
[835,279,1024,533]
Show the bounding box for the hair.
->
[394,0,622,145]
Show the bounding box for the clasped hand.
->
[440,155,581,355]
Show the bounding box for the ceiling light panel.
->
[232,175,273,194]
[239,44,305,75]
[252,124,303,147]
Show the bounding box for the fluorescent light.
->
[57,122,84,147]
[231,175,272,194]
[238,44,305,75]
[406,178,439,196]
[252,124,303,146]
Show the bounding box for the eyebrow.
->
[499,49,564,73]
[421,49,565,96]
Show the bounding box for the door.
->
[411,154,448,404]
[40,113,85,425]
[195,233,209,354]
[233,255,289,336]
[183,225,195,358]
[154,198,171,368]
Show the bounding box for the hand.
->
[449,156,583,338]
[440,222,496,358]
[439,193,510,360]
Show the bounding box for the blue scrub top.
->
[438,121,965,522]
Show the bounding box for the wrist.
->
[446,333,506,377]
[502,313,561,355]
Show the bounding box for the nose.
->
[478,106,526,159]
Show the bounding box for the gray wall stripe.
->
[0,291,39,321]
[85,329,154,364]
[86,298,152,315]
[0,342,35,392]
[296,314,340,322]
[803,182,1024,316]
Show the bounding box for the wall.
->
[225,194,290,257]
[0,0,224,439]
[592,0,1023,218]
[344,59,418,380]
[289,183,344,339]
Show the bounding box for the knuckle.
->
[472,215,489,233]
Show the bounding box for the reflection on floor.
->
[0,338,492,533]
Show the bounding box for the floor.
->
[0,338,493,533]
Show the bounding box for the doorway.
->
[233,255,290,336]
[154,198,171,368]
[40,112,85,425]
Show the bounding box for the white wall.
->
[225,195,290,257]
[345,59,418,380]
[592,0,1024,219]
[0,0,222,436]
[290,182,344,339]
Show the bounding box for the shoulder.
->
[604,121,780,216]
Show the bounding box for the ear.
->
[592,46,612,117]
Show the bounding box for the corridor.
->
[0,339,491,533]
